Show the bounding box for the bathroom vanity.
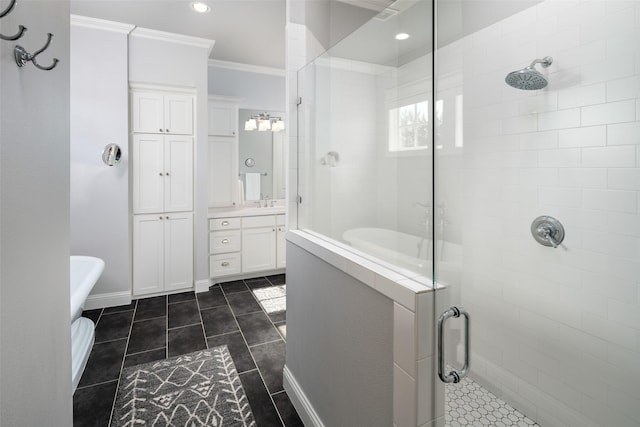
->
[208,206,286,281]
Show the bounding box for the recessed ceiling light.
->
[395,33,410,40]
[191,2,211,13]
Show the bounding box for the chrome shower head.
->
[505,56,553,90]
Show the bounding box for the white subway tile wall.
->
[436,0,640,426]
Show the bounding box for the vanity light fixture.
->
[244,118,257,131]
[191,2,211,13]
[395,32,410,40]
[244,113,285,132]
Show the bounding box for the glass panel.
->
[297,0,434,281]
[435,1,640,426]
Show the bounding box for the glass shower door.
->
[434,1,640,426]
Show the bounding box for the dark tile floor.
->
[73,274,303,427]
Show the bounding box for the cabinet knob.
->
[166,129,170,132]
[159,172,164,176]
[159,216,163,220]
[221,239,229,244]
[166,216,170,219]
[221,221,229,226]
[165,172,170,176]
[159,128,164,132]
[221,262,230,267]
[272,228,276,232]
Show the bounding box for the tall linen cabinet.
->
[131,84,195,296]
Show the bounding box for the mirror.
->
[239,109,286,201]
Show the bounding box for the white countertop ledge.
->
[286,229,441,312]
[208,205,285,218]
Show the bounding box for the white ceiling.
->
[70,0,543,70]
[70,0,287,69]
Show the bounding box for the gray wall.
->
[0,1,73,425]
[286,242,394,425]
[71,21,131,299]
[208,66,285,111]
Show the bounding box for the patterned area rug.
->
[111,347,255,427]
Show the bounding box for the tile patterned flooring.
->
[73,274,303,427]
[445,376,539,427]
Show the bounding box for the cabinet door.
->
[208,104,237,136]
[132,92,164,133]
[133,134,164,213]
[165,94,193,135]
[164,212,193,291]
[242,227,276,273]
[164,135,193,212]
[133,214,164,296]
[208,136,238,207]
[276,226,286,269]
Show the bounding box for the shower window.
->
[388,100,429,152]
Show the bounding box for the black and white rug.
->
[111,347,256,427]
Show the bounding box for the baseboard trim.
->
[195,279,211,294]
[84,291,132,310]
[283,365,324,427]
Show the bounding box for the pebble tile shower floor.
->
[73,274,303,427]
[446,376,539,427]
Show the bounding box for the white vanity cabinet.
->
[209,213,285,280]
[276,215,286,269]
[242,216,277,273]
[131,90,193,135]
[132,134,193,213]
[133,212,193,296]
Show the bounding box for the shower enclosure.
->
[293,0,640,425]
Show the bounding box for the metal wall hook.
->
[0,0,26,41]
[0,0,17,18]
[14,32,58,70]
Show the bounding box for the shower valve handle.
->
[536,224,559,248]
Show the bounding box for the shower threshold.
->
[445,376,539,427]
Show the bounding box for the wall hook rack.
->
[14,32,58,70]
[0,0,26,41]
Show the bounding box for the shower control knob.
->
[531,216,565,248]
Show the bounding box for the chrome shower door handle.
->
[438,306,470,384]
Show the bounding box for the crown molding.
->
[70,15,135,34]
[130,27,215,55]
[208,59,285,77]
[314,56,393,75]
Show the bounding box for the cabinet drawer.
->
[210,230,241,254]
[276,215,285,226]
[209,217,240,231]
[210,253,241,277]
[242,215,276,229]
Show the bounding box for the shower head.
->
[505,56,553,90]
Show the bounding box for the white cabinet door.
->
[133,134,164,213]
[132,91,193,134]
[165,94,193,135]
[164,136,193,212]
[133,214,164,295]
[208,104,237,136]
[132,92,164,133]
[208,136,238,207]
[276,226,286,269]
[164,212,193,291]
[242,227,276,273]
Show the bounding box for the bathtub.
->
[70,256,104,392]
[342,228,461,282]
